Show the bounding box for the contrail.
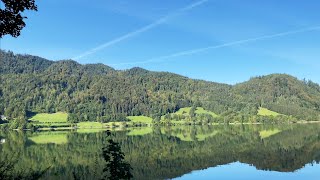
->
[111,26,320,66]
[73,0,209,60]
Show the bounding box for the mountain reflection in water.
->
[1,124,320,179]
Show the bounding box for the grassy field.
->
[259,129,281,139]
[258,107,280,116]
[29,112,68,123]
[127,116,153,123]
[29,133,68,144]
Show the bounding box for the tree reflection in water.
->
[1,124,320,179]
[102,131,133,180]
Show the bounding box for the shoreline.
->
[2,120,320,131]
[34,120,320,131]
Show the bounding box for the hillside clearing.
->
[258,107,280,117]
[29,112,68,123]
[127,116,153,123]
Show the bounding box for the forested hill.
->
[233,74,320,120]
[1,50,320,125]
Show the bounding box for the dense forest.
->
[1,50,320,126]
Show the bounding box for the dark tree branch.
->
[0,0,38,38]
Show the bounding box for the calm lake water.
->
[1,124,320,179]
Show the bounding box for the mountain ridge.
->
[2,50,317,86]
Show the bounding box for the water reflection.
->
[175,162,320,180]
[0,124,320,179]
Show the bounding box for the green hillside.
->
[1,50,320,129]
[233,74,320,120]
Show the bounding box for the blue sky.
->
[1,0,320,84]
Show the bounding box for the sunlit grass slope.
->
[258,107,280,116]
[127,116,153,123]
[29,112,68,123]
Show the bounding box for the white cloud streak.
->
[111,26,320,66]
[72,0,209,60]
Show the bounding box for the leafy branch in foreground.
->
[0,0,38,38]
[102,131,133,180]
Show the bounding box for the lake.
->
[1,124,320,179]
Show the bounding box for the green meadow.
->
[126,116,153,124]
[258,107,280,116]
[29,112,68,123]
